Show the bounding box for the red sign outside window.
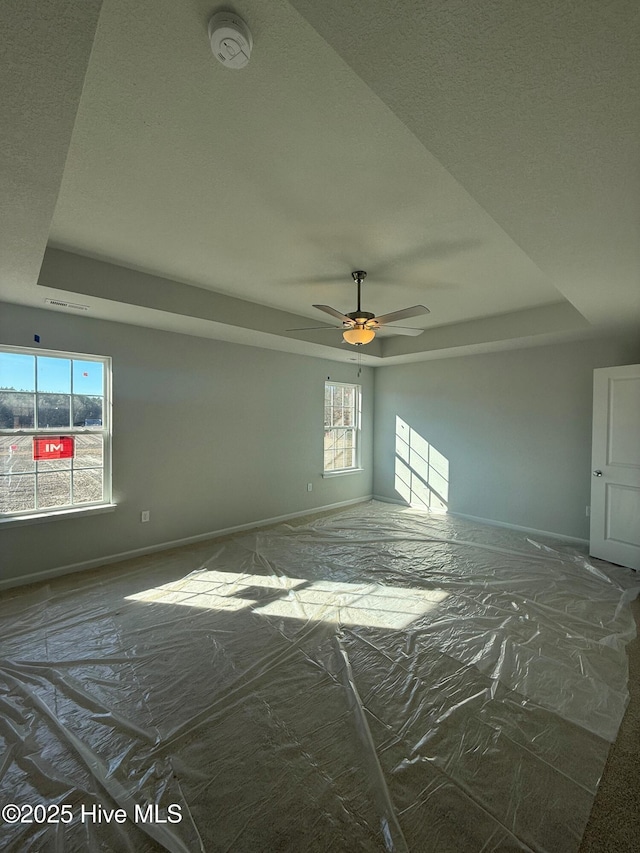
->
[33,436,75,460]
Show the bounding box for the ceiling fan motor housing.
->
[346,310,375,322]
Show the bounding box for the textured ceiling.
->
[2,0,639,362]
[0,0,102,302]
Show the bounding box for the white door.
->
[590,364,640,570]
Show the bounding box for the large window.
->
[0,345,112,519]
[324,382,361,473]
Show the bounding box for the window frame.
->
[323,380,362,476]
[0,344,113,522]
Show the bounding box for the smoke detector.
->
[208,12,252,69]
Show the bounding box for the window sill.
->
[322,468,364,478]
[0,503,117,528]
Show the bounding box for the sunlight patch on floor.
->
[127,569,448,630]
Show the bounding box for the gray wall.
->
[373,336,640,540]
[0,302,373,585]
[3,299,637,586]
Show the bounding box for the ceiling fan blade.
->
[375,326,424,337]
[286,326,340,331]
[374,305,430,325]
[313,304,353,323]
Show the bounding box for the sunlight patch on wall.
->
[127,569,448,630]
[395,416,449,512]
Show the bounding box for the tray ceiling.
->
[2,0,638,362]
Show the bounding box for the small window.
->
[0,345,112,519]
[324,382,361,472]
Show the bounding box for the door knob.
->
[593,470,603,477]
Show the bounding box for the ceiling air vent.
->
[44,298,89,311]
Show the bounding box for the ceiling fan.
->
[288,271,430,346]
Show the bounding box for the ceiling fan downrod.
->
[348,271,375,325]
[352,270,366,314]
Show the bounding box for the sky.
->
[0,353,103,395]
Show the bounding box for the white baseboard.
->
[373,495,588,546]
[0,495,373,592]
[448,510,589,546]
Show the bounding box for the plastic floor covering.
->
[1,501,639,852]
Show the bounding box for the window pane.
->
[72,395,103,427]
[0,352,35,392]
[332,406,344,426]
[336,430,350,468]
[74,434,103,468]
[73,468,103,504]
[0,437,35,474]
[37,471,71,509]
[0,473,36,513]
[37,394,71,428]
[73,360,103,396]
[333,429,345,468]
[324,384,358,472]
[0,391,35,429]
[324,427,356,470]
[37,457,72,472]
[324,428,336,453]
[1,346,110,517]
[37,357,71,393]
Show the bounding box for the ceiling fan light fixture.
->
[308,269,429,346]
[343,326,376,346]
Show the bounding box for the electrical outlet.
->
[141,510,150,523]
[585,505,590,517]
[307,483,313,492]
